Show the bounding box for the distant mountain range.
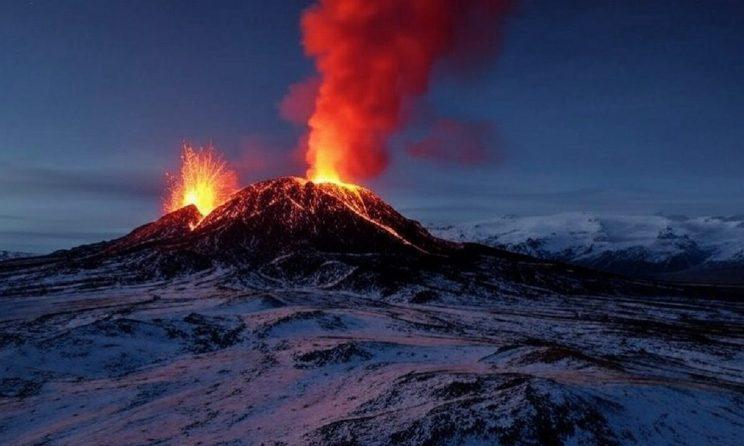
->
[0,250,29,261]
[430,213,744,284]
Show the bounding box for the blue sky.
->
[2,0,743,252]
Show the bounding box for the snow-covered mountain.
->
[1,180,742,445]
[430,213,744,284]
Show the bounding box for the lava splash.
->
[165,145,239,218]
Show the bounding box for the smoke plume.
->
[292,0,514,183]
[407,118,497,166]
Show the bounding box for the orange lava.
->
[165,144,239,218]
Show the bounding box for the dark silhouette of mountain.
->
[3,177,743,301]
[0,177,453,286]
[107,204,203,253]
[0,250,30,261]
[188,177,456,261]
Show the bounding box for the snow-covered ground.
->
[1,272,742,445]
[0,251,30,261]
[430,213,744,282]
[1,191,742,444]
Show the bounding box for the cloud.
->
[278,77,320,125]
[0,214,26,221]
[0,229,122,241]
[0,165,162,200]
[406,118,500,166]
[233,134,306,181]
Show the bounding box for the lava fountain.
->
[165,144,239,218]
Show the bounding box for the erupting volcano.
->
[159,0,515,213]
[190,176,454,259]
[137,0,519,278]
[153,126,453,265]
[161,144,393,238]
[148,175,454,270]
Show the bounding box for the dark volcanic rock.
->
[0,178,457,285]
[106,204,203,253]
[294,342,372,368]
[190,177,456,261]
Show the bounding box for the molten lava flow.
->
[165,145,239,220]
[309,172,359,190]
[297,0,514,184]
[309,174,361,192]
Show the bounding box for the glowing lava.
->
[165,145,239,219]
[307,151,359,189]
[309,171,360,190]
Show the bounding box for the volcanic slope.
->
[189,176,455,259]
[1,177,728,298]
[0,178,430,291]
[0,177,743,445]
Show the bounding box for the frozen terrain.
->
[430,213,744,284]
[1,270,742,445]
[1,179,742,445]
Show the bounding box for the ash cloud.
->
[278,77,320,125]
[282,0,516,181]
[407,118,500,166]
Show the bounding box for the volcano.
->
[189,177,455,258]
[1,178,743,445]
[0,177,463,291]
[75,176,457,278]
[111,177,453,260]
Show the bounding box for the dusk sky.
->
[2,0,743,253]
